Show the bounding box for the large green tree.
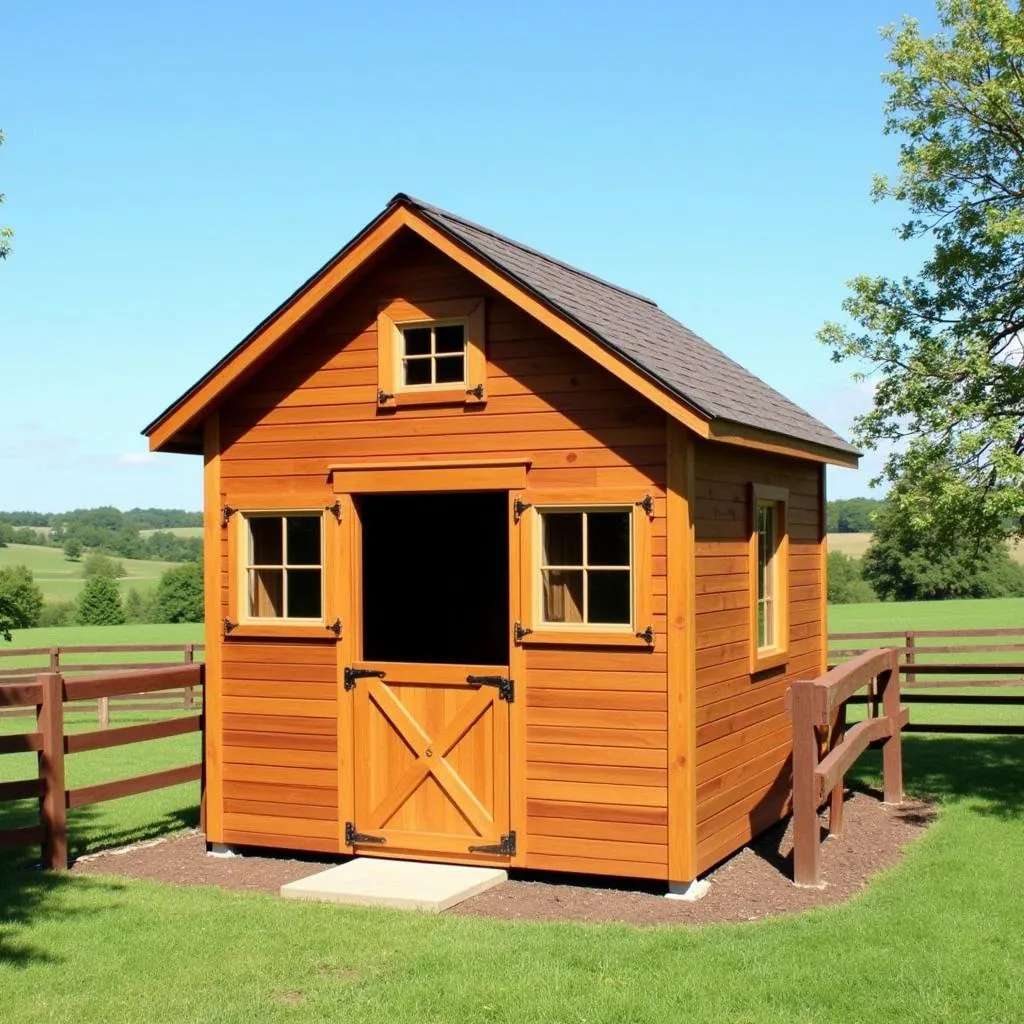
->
[0,130,10,259]
[152,562,204,623]
[76,576,125,626]
[820,1,1024,543]
[0,566,45,632]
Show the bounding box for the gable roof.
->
[145,194,859,464]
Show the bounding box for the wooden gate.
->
[348,662,512,860]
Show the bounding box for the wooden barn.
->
[144,194,858,892]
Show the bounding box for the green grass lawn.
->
[0,734,1021,1022]
[0,544,180,603]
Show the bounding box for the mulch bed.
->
[70,789,935,927]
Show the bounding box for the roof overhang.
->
[144,197,859,468]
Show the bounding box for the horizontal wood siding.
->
[216,232,668,876]
[693,445,823,874]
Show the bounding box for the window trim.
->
[517,491,654,647]
[227,504,333,639]
[748,483,789,673]
[377,297,486,407]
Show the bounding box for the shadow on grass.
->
[850,734,1024,819]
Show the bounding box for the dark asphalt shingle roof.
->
[399,194,858,457]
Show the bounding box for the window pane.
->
[542,513,583,565]
[287,516,321,566]
[542,569,584,623]
[757,600,767,649]
[287,569,322,618]
[588,570,631,624]
[403,358,432,386]
[435,324,465,353]
[587,511,630,566]
[250,517,282,565]
[249,568,283,617]
[403,327,431,356]
[435,355,465,384]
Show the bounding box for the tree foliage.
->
[0,566,44,631]
[827,551,877,604]
[0,129,10,260]
[862,495,1024,600]
[76,576,125,626]
[82,552,126,580]
[826,498,883,533]
[820,1,1024,544]
[63,538,82,561]
[152,562,204,623]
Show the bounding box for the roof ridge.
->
[390,193,658,308]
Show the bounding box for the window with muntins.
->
[539,508,632,626]
[400,322,466,387]
[756,502,777,650]
[244,513,323,621]
[748,483,789,672]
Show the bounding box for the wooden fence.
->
[0,664,204,869]
[790,648,908,887]
[829,628,1024,736]
[0,644,205,726]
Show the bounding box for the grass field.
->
[0,544,179,603]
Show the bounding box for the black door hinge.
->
[345,821,386,846]
[514,621,532,643]
[636,493,655,518]
[221,505,237,528]
[377,389,395,405]
[325,618,342,637]
[466,674,515,703]
[222,618,237,635]
[635,624,655,645]
[469,831,516,856]
[466,383,485,400]
[344,667,386,691]
[325,500,342,522]
[513,497,531,523]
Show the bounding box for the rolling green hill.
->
[0,544,179,603]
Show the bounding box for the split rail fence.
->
[0,664,204,869]
[829,628,1024,736]
[790,647,907,887]
[0,644,205,726]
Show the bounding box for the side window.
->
[243,513,324,622]
[749,485,789,672]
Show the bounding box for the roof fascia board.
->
[708,419,860,468]
[393,207,713,440]
[146,208,409,452]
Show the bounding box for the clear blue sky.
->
[0,0,937,513]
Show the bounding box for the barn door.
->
[347,661,512,859]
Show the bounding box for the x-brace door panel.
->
[351,662,510,858]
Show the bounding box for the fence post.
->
[48,647,60,672]
[97,696,110,729]
[880,648,904,805]
[905,630,916,689]
[790,680,822,887]
[183,644,195,710]
[37,672,67,870]
[827,702,847,835]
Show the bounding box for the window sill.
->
[519,629,656,649]
[383,389,486,409]
[750,648,789,674]
[225,623,336,641]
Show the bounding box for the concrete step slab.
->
[280,857,507,912]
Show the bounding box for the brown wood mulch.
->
[70,790,935,927]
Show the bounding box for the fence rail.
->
[829,628,1024,735]
[0,664,204,869]
[0,644,205,727]
[790,648,907,887]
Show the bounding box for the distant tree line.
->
[825,498,883,534]
[0,561,204,636]
[0,507,203,563]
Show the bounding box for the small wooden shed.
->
[145,195,858,890]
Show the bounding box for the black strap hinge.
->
[466,382,485,400]
[326,618,342,637]
[377,389,395,405]
[325,500,342,522]
[345,821,386,846]
[513,497,531,524]
[466,674,515,703]
[636,624,655,646]
[469,831,516,856]
[222,618,237,636]
[514,621,533,643]
[636,493,655,518]
[344,667,386,691]
[221,505,237,528]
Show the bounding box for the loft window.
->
[539,508,632,626]
[749,484,789,672]
[400,322,466,387]
[244,513,323,621]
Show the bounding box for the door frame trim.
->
[330,457,530,494]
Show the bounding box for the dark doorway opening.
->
[359,491,509,666]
